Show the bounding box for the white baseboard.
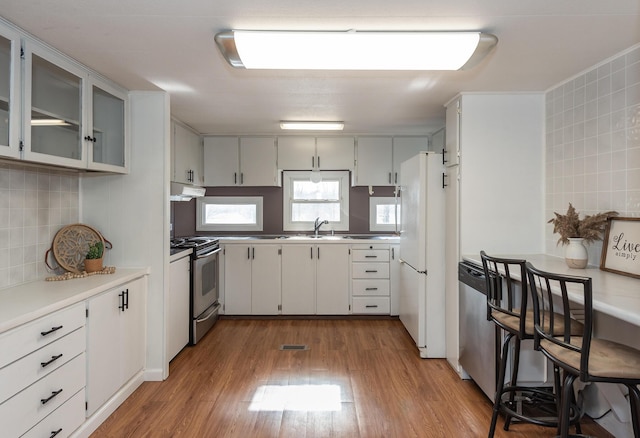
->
[144,367,165,381]
[70,370,145,438]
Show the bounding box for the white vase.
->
[565,238,588,268]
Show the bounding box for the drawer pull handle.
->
[41,326,63,336]
[50,428,63,438]
[41,389,63,405]
[365,270,378,273]
[365,255,377,258]
[41,354,64,368]
[365,305,379,308]
[365,287,378,291]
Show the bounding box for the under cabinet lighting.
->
[280,121,344,131]
[215,30,497,71]
[31,119,70,126]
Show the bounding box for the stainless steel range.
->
[171,236,221,344]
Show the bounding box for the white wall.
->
[545,44,640,264]
[459,93,545,256]
[81,91,170,380]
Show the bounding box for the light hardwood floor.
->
[91,318,612,437]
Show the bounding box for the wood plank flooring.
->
[91,318,613,437]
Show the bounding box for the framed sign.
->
[600,217,640,279]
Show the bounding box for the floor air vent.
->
[280,344,308,351]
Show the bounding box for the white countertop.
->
[217,235,400,244]
[463,253,640,327]
[0,267,149,334]
[169,248,192,262]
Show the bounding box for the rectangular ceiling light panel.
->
[215,30,497,71]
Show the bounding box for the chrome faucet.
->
[314,217,329,237]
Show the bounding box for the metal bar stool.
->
[481,251,583,437]
[526,263,640,438]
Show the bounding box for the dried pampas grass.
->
[548,203,618,246]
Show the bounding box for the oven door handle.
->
[195,247,222,259]
[195,302,221,323]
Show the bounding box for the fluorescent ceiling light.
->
[31,119,70,126]
[280,121,344,131]
[215,30,497,71]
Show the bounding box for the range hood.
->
[170,182,206,201]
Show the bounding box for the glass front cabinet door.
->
[0,27,21,159]
[87,79,128,173]
[23,41,128,172]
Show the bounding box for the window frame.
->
[196,196,264,232]
[282,170,350,232]
[369,196,400,232]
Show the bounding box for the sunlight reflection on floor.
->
[248,384,342,412]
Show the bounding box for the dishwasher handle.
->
[458,261,488,295]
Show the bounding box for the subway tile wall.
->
[545,44,640,264]
[0,164,79,288]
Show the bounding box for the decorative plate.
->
[51,223,105,274]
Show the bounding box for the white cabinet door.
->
[204,136,240,186]
[277,136,315,170]
[168,256,190,361]
[223,244,252,314]
[281,245,316,314]
[240,137,279,186]
[390,244,400,316]
[445,98,460,166]
[316,244,350,314]
[173,122,203,185]
[251,244,281,315]
[354,137,393,186]
[86,278,145,416]
[0,29,20,159]
[316,137,354,170]
[392,137,428,185]
[87,77,128,173]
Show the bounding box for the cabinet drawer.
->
[0,353,85,438]
[352,263,389,279]
[352,279,389,296]
[352,297,390,314]
[0,302,85,369]
[21,389,85,438]
[350,243,390,251]
[0,327,85,403]
[352,249,389,262]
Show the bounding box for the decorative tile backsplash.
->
[0,164,79,288]
[545,44,640,263]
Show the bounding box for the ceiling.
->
[0,0,638,136]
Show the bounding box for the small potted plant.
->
[548,203,617,268]
[84,241,104,273]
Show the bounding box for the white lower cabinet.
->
[390,244,400,316]
[281,244,350,315]
[351,245,391,314]
[168,254,190,361]
[86,277,146,416]
[0,302,86,438]
[223,244,281,315]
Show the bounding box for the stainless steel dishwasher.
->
[458,260,499,400]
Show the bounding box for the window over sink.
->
[283,171,349,232]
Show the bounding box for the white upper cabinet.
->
[391,137,428,185]
[277,136,315,170]
[354,137,393,186]
[0,27,20,159]
[23,45,85,168]
[172,120,203,185]
[277,136,354,171]
[315,137,354,170]
[204,136,279,186]
[445,98,460,167]
[0,19,129,172]
[87,78,128,172]
[353,136,428,186]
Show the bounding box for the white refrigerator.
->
[398,151,446,358]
